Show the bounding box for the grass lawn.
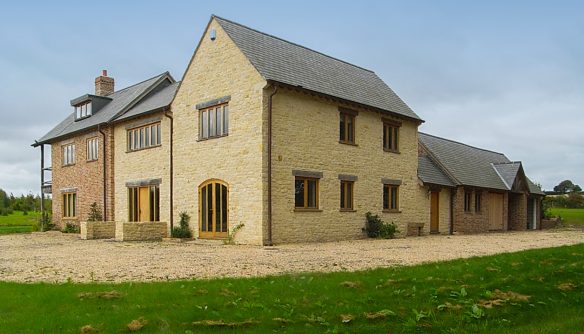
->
[549,208,584,225]
[0,244,583,333]
[0,211,39,235]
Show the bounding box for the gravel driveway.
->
[0,229,582,283]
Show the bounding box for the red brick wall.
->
[51,127,115,229]
[452,187,509,233]
[508,192,527,231]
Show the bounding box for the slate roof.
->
[418,155,456,187]
[115,81,179,122]
[492,162,522,189]
[213,16,422,122]
[419,133,510,190]
[35,72,175,145]
[419,133,544,196]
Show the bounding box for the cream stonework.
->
[113,114,171,227]
[270,89,425,243]
[172,20,267,244]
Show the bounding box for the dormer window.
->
[75,102,92,120]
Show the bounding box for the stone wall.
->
[80,221,116,239]
[51,127,115,229]
[113,113,171,227]
[115,222,168,241]
[172,19,267,245]
[270,88,425,243]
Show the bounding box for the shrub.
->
[171,212,192,239]
[365,212,398,239]
[22,210,28,216]
[63,222,79,233]
[87,202,103,222]
[223,223,245,245]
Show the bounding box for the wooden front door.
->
[430,191,440,233]
[199,180,228,239]
[138,187,150,222]
[488,193,504,230]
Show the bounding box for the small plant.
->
[63,222,79,233]
[364,212,398,239]
[223,223,245,245]
[171,212,192,238]
[87,202,103,222]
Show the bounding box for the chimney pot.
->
[102,69,107,76]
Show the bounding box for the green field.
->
[0,211,39,235]
[0,244,583,333]
[549,208,584,225]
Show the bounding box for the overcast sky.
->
[0,0,582,195]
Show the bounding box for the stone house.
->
[33,71,177,229]
[172,16,427,245]
[417,133,544,234]
[34,15,543,243]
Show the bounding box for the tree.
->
[553,180,581,194]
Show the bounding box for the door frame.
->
[430,190,440,233]
[198,179,229,239]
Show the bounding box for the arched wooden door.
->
[199,180,228,239]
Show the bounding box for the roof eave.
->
[267,80,424,124]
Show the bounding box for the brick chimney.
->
[95,70,114,96]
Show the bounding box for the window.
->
[340,180,354,210]
[75,102,92,120]
[464,190,472,212]
[383,121,400,152]
[127,122,161,151]
[128,185,159,222]
[475,192,482,212]
[62,144,75,166]
[295,177,319,209]
[86,137,99,161]
[200,104,229,140]
[339,109,356,144]
[383,184,399,211]
[63,192,76,218]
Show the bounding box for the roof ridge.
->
[419,132,507,157]
[492,161,521,166]
[212,15,375,74]
[110,71,170,96]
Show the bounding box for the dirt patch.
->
[0,229,582,283]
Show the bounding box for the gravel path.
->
[0,229,582,283]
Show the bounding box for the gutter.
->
[98,125,107,220]
[163,108,174,230]
[267,84,278,246]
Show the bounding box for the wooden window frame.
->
[199,179,229,238]
[62,144,75,166]
[340,180,354,211]
[464,190,473,212]
[294,176,320,211]
[62,192,77,218]
[127,122,161,152]
[383,119,401,153]
[383,184,400,212]
[475,191,482,213]
[339,108,357,145]
[199,103,229,141]
[86,137,99,162]
[127,185,160,222]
